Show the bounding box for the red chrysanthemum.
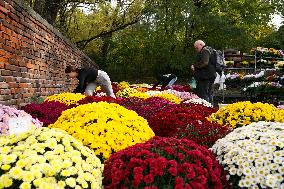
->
[103,137,231,189]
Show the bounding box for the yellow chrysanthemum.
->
[0,127,103,188]
[45,92,85,105]
[153,93,182,104]
[208,101,284,128]
[129,92,150,99]
[49,102,155,161]
[117,81,130,90]
[116,88,139,98]
[135,87,149,92]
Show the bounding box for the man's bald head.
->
[194,40,206,52]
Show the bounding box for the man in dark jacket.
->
[191,40,216,103]
[65,65,116,98]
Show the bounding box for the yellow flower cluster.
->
[49,102,155,160]
[153,93,182,104]
[135,87,149,93]
[208,101,284,128]
[117,81,130,90]
[129,92,150,99]
[45,92,85,105]
[116,88,139,98]
[0,127,103,189]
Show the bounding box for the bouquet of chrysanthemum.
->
[130,83,152,89]
[121,97,177,120]
[117,81,130,91]
[103,137,230,189]
[116,88,139,98]
[145,90,162,96]
[182,98,213,107]
[148,107,231,148]
[132,86,150,93]
[45,92,85,105]
[153,92,182,104]
[163,89,198,100]
[211,122,284,189]
[49,102,155,161]
[180,102,218,117]
[0,127,103,189]
[118,97,145,108]
[129,92,150,99]
[208,101,284,128]
[76,96,121,105]
[21,101,68,126]
[0,104,42,135]
[277,105,284,110]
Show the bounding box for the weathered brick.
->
[5,63,17,71]
[8,82,18,88]
[0,82,9,88]
[0,5,8,14]
[1,69,11,76]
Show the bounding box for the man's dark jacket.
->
[193,46,216,80]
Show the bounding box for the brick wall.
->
[0,0,96,107]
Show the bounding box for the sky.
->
[270,14,284,29]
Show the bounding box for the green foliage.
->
[23,0,284,81]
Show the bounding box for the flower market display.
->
[49,101,155,160]
[0,127,103,189]
[211,122,284,189]
[45,92,86,105]
[0,104,42,135]
[208,101,284,128]
[148,107,231,148]
[21,101,69,126]
[103,137,230,189]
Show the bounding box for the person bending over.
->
[152,74,177,90]
[65,65,116,98]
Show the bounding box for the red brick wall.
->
[0,0,96,107]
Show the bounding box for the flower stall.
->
[1,80,284,189]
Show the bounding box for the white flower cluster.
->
[211,121,284,189]
[146,90,162,96]
[242,71,265,79]
[183,98,213,107]
[243,81,283,91]
[130,83,153,88]
[0,127,103,189]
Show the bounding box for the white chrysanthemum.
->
[145,90,162,96]
[183,98,213,107]
[211,121,284,188]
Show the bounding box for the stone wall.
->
[0,0,95,106]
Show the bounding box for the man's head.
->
[65,65,79,78]
[194,40,205,52]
